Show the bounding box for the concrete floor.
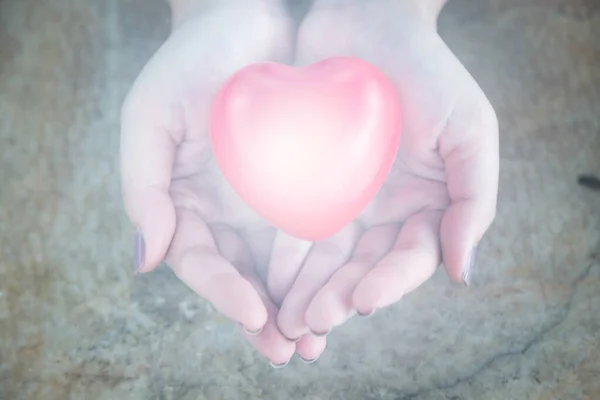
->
[1,0,599,399]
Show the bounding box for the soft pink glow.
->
[210,57,402,241]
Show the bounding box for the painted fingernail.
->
[357,309,376,317]
[462,245,478,286]
[300,356,319,364]
[242,325,263,336]
[311,329,330,337]
[283,335,301,343]
[134,228,145,274]
[269,360,289,369]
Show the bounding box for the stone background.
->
[0,0,599,399]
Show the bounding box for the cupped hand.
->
[120,1,305,366]
[270,0,499,347]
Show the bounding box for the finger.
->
[211,225,295,366]
[277,223,361,339]
[267,230,313,306]
[240,225,276,285]
[353,211,443,314]
[239,298,296,367]
[120,82,183,273]
[305,224,399,335]
[166,208,267,333]
[295,334,327,364]
[438,94,499,284]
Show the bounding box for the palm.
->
[151,11,281,231]
[169,162,276,275]
[298,3,491,228]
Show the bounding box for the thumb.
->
[439,94,499,285]
[120,85,182,274]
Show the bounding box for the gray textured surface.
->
[1,0,599,399]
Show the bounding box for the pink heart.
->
[210,57,402,241]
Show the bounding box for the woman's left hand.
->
[267,0,499,357]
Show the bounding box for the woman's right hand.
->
[120,0,299,366]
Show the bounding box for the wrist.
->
[424,0,448,20]
[420,0,448,17]
[167,0,217,29]
[310,0,448,28]
[168,0,285,30]
[396,0,448,26]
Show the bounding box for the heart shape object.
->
[210,57,402,241]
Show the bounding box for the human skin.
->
[120,0,499,366]
[121,0,307,366]
[268,0,499,354]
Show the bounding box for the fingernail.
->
[134,228,145,274]
[311,329,330,337]
[462,245,478,286]
[241,325,263,336]
[357,309,376,317]
[269,360,289,369]
[283,334,301,343]
[300,356,319,364]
